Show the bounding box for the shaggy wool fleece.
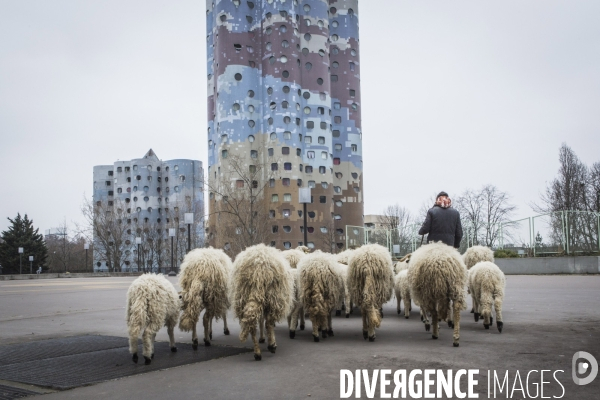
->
[407,242,468,318]
[463,246,494,270]
[231,244,294,341]
[282,248,306,269]
[348,244,394,327]
[126,273,179,339]
[178,248,232,332]
[336,249,356,265]
[468,261,505,314]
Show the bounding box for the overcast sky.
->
[1,0,599,235]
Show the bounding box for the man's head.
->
[436,191,449,200]
[435,191,452,208]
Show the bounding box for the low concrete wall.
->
[0,272,143,281]
[495,256,600,274]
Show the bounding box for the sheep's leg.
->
[447,300,454,328]
[167,319,177,352]
[397,294,401,315]
[345,290,351,318]
[259,315,266,343]
[495,296,504,333]
[223,313,230,335]
[250,325,261,361]
[266,313,277,353]
[203,312,211,346]
[452,300,461,347]
[192,321,199,350]
[368,306,377,341]
[422,308,431,332]
[473,293,480,322]
[142,329,153,365]
[209,314,213,340]
[327,309,334,336]
[150,333,156,359]
[312,311,320,342]
[403,296,411,319]
[431,307,439,340]
[361,308,368,340]
[129,329,139,363]
[289,305,299,339]
[300,306,305,330]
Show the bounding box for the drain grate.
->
[0,384,38,400]
[0,336,251,391]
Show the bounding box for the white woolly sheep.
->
[407,242,468,347]
[178,248,232,348]
[231,244,294,361]
[463,246,494,270]
[282,248,307,339]
[348,244,395,342]
[126,273,179,365]
[468,261,505,332]
[336,248,355,265]
[394,269,413,318]
[335,263,352,318]
[298,251,341,341]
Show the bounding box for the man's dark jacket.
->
[418,205,463,248]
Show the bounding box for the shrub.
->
[494,249,519,258]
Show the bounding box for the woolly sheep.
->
[231,244,294,360]
[348,244,395,342]
[407,242,467,347]
[298,251,341,341]
[178,248,232,348]
[468,261,506,332]
[393,253,411,274]
[336,248,355,265]
[282,248,307,338]
[394,269,412,318]
[126,273,179,365]
[463,246,494,270]
[335,263,352,318]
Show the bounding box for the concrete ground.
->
[0,275,599,399]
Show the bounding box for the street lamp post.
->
[299,188,311,248]
[169,228,176,274]
[135,237,142,273]
[18,247,23,274]
[84,243,89,272]
[184,213,194,253]
[29,256,33,274]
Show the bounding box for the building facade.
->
[206,0,363,251]
[92,150,204,272]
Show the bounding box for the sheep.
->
[348,244,395,342]
[336,248,355,265]
[335,263,352,318]
[407,242,468,347]
[336,249,356,314]
[463,245,494,270]
[394,253,411,274]
[468,261,505,332]
[298,251,341,342]
[178,248,232,348]
[394,269,413,318]
[231,244,294,361]
[282,248,307,339]
[126,273,179,365]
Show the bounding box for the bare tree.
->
[377,204,413,256]
[315,218,338,254]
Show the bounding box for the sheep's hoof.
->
[335,310,341,316]
[300,324,305,331]
[204,339,211,347]
[448,321,454,329]
[432,335,438,340]
[327,329,334,336]
[368,336,375,342]
[397,309,401,315]
[453,342,459,347]
[267,345,277,353]
[405,316,409,319]
[144,356,152,365]
[345,314,350,318]
[470,308,474,313]
[192,339,198,350]
[313,335,320,342]
[321,330,328,339]
[132,353,138,363]
[484,324,490,330]
[289,330,295,339]
[224,328,230,335]
[425,324,431,332]
[254,353,262,361]
[259,338,265,343]
[497,321,503,333]
[151,353,154,359]
[209,332,212,340]
[474,313,480,322]
[170,346,177,353]
[363,330,368,340]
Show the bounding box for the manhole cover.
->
[0,335,251,390]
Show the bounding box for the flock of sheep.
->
[125,242,506,364]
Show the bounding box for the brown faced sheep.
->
[468,261,505,332]
[126,273,179,365]
[178,248,232,348]
[282,248,307,338]
[407,242,467,347]
[298,251,341,341]
[348,244,395,342]
[232,244,294,360]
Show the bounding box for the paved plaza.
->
[0,275,599,399]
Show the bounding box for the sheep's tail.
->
[239,300,262,342]
[179,280,205,332]
[364,275,382,328]
[127,294,147,339]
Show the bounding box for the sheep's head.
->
[297,245,311,254]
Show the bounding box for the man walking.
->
[419,191,463,248]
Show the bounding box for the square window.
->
[296,148,301,156]
[271,194,279,202]
[333,130,340,138]
[283,209,290,218]
[321,151,328,159]
[350,89,356,97]
[283,193,292,202]
[333,158,341,165]
[305,136,312,144]
[271,163,278,171]
[307,121,314,129]
[334,116,342,124]
[320,122,327,130]
[270,178,275,187]
[317,107,324,115]
[283,178,290,186]
[306,166,313,173]
[268,148,274,156]
[318,137,325,144]
[320,196,326,203]
[284,162,292,170]
[307,151,315,159]
[351,144,358,152]
[282,147,290,155]
[319,166,326,174]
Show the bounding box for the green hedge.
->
[494,249,519,258]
